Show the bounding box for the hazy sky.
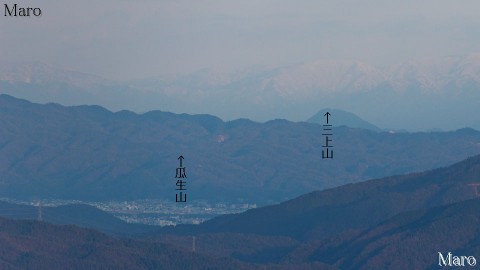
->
[2,0,480,80]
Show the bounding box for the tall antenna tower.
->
[192,236,196,252]
[37,201,42,221]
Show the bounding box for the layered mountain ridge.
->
[2,54,480,130]
[1,94,480,204]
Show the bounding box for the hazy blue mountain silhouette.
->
[4,57,480,131]
[307,108,382,132]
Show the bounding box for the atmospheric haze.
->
[1,1,480,130]
[2,0,480,80]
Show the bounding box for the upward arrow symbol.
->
[324,112,331,124]
[178,155,184,167]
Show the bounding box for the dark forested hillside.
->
[0,201,156,236]
[0,217,259,270]
[1,94,480,203]
[283,198,480,270]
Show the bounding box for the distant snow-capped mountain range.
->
[1,54,480,131]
